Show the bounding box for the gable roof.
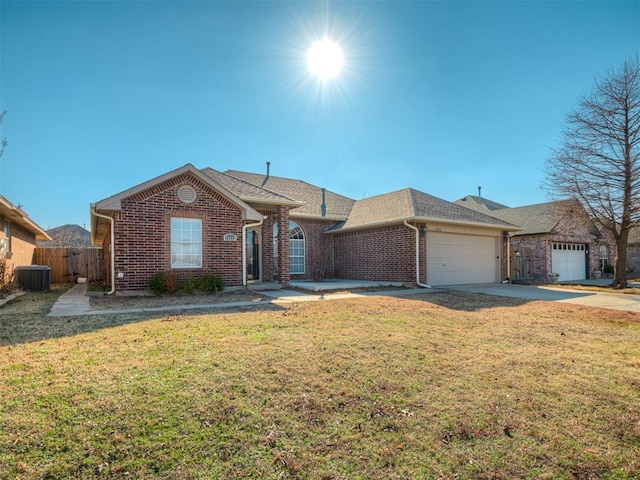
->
[91,164,264,244]
[327,188,517,233]
[223,170,355,220]
[200,168,302,208]
[489,198,599,236]
[0,194,51,241]
[454,195,510,213]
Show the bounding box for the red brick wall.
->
[112,173,245,291]
[276,206,290,286]
[290,218,336,280]
[332,224,416,283]
[0,220,37,270]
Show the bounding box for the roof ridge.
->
[202,168,297,203]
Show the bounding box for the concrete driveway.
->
[442,283,640,313]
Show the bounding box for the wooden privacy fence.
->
[33,247,104,284]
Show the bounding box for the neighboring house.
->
[0,194,51,274]
[90,164,517,293]
[38,224,93,247]
[456,196,609,283]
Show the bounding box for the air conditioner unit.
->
[16,265,51,292]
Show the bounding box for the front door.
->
[246,228,261,281]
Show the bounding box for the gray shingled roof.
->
[454,195,510,213]
[223,170,355,218]
[328,188,516,232]
[200,168,299,205]
[489,199,596,236]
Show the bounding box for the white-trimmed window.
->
[272,220,306,274]
[171,218,202,268]
[289,222,305,274]
[599,245,609,270]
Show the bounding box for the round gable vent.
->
[177,185,197,204]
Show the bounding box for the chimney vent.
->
[478,186,482,198]
[321,188,327,217]
[262,162,271,186]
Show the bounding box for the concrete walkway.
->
[47,283,433,317]
[444,283,640,313]
[48,284,91,317]
[47,281,640,317]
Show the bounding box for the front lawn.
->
[1,290,639,479]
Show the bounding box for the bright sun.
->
[307,38,344,81]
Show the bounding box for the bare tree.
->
[545,58,640,288]
[0,111,7,158]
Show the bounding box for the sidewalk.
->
[47,284,434,317]
[48,281,640,317]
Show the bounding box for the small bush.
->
[148,272,168,296]
[183,274,197,294]
[603,263,614,274]
[166,272,179,294]
[0,259,17,297]
[198,272,224,293]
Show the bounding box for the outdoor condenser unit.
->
[16,265,51,292]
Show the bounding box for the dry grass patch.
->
[1,290,639,479]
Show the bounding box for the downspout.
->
[404,221,431,288]
[505,235,511,284]
[91,206,116,295]
[242,217,264,287]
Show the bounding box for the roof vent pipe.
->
[262,162,271,186]
[321,188,327,217]
[478,186,482,198]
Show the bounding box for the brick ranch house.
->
[455,195,613,283]
[0,194,51,276]
[90,164,517,293]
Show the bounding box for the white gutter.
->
[242,218,264,286]
[91,206,116,295]
[404,221,431,288]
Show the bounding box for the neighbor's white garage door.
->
[551,243,586,281]
[427,232,499,286]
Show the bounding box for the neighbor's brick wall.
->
[552,204,600,277]
[332,224,417,283]
[509,235,550,283]
[112,173,245,291]
[0,219,38,271]
[510,203,606,283]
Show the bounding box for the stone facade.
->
[509,204,610,283]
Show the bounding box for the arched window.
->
[273,220,306,274]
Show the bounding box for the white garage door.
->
[427,232,499,286]
[551,243,586,281]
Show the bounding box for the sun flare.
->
[307,38,344,81]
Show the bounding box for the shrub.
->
[198,272,224,293]
[166,272,179,294]
[148,272,168,296]
[0,258,17,297]
[603,263,614,274]
[183,274,197,294]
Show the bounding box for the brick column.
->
[277,206,290,286]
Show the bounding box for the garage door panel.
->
[427,232,498,286]
[551,243,586,281]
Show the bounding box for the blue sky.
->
[1,0,639,230]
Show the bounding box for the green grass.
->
[1,289,639,479]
